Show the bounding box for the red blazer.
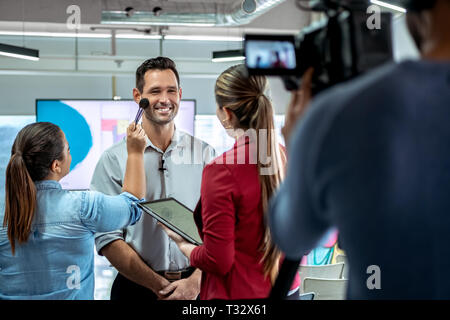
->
[190,137,272,300]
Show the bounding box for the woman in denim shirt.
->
[0,121,147,299]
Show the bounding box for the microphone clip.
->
[159,157,167,172]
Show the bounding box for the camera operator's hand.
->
[282,67,314,148]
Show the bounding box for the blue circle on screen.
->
[36,101,92,171]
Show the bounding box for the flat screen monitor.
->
[36,99,196,190]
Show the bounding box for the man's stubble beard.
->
[143,104,179,126]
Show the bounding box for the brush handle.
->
[134,108,144,124]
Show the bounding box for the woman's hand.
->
[126,123,147,155]
[158,223,197,258]
[282,67,314,147]
[122,123,147,198]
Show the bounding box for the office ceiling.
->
[0,0,311,77]
[0,0,310,36]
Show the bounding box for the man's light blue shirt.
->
[0,180,142,300]
[91,129,216,272]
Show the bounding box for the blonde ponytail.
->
[215,64,286,283]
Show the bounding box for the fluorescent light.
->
[103,21,216,27]
[0,31,111,38]
[0,43,39,61]
[370,0,407,13]
[212,56,246,62]
[0,51,39,61]
[0,31,160,39]
[165,35,243,42]
[0,30,243,42]
[212,50,245,63]
[116,34,162,40]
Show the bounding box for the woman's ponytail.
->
[215,64,287,284]
[4,153,37,255]
[252,95,285,284]
[3,122,65,255]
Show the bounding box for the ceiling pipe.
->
[101,0,286,27]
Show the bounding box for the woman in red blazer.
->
[162,64,300,300]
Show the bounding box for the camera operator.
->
[269,0,450,299]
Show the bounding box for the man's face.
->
[140,69,181,125]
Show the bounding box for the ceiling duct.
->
[101,0,287,26]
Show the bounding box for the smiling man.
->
[90,57,216,300]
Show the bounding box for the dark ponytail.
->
[4,153,37,255]
[3,122,65,255]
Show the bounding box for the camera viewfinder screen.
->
[246,40,296,70]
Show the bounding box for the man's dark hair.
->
[135,56,180,93]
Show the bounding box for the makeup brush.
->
[135,98,149,124]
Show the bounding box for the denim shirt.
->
[0,180,142,300]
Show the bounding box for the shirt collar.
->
[34,180,62,190]
[144,126,186,154]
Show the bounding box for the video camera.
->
[244,0,394,92]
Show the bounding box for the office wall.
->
[0,14,418,117]
[0,68,291,115]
